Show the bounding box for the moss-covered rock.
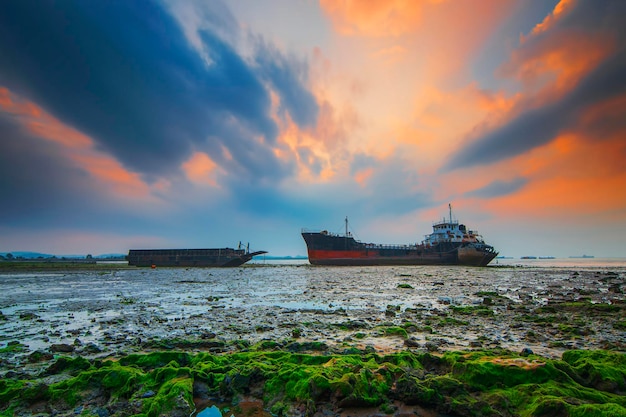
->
[560,350,626,393]
[2,349,626,417]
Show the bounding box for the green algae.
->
[383,326,408,338]
[439,316,469,326]
[0,341,25,354]
[560,350,626,393]
[2,349,626,416]
[450,305,495,316]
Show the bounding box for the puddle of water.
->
[196,405,223,417]
[194,399,271,417]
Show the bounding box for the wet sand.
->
[1,263,624,373]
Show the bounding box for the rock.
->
[520,347,534,356]
[404,337,420,348]
[83,343,102,353]
[424,341,440,352]
[93,407,110,417]
[385,305,400,317]
[28,350,54,363]
[141,390,156,398]
[50,343,75,353]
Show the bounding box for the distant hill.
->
[0,251,54,259]
[93,253,127,259]
[0,252,126,259]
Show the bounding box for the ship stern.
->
[457,243,498,266]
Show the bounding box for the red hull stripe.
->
[308,249,374,259]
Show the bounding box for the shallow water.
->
[1,262,625,364]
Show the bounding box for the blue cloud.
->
[254,39,319,128]
[0,114,151,230]
[465,178,528,198]
[0,0,318,184]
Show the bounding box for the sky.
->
[1,0,625,258]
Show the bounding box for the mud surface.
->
[1,263,625,373]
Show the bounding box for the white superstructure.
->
[423,204,486,245]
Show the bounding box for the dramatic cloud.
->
[444,0,626,171]
[0,0,318,185]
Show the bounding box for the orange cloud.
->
[273,111,336,182]
[354,167,374,187]
[0,87,12,108]
[522,0,576,41]
[580,93,626,139]
[438,1,626,221]
[182,151,220,187]
[501,32,614,99]
[268,58,365,184]
[319,0,427,37]
[381,82,521,178]
[314,0,518,171]
[0,87,153,199]
[439,129,626,225]
[371,45,407,66]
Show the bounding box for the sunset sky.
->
[1,0,625,258]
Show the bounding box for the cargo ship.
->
[127,243,267,267]
[301,205,498,266]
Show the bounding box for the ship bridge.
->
[423,204,484,245]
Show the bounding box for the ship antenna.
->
[345,216,348,237]
[449,203,452,224]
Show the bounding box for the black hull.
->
[127,248,267,267]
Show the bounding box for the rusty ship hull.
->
[301,205,498,267]
[301,233,497,267]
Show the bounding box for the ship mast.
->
[344,216,349,250]
[449,203,452,224]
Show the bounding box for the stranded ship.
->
[301,205,498,267]
[127,243,266,267]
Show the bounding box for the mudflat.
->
[1,263,625,416]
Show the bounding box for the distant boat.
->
[521,256,537,259]
[539,256,555,259]
[569,255,594,259]
[301,204,498,267]
[127,244,267,267]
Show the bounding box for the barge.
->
[127,244,266,267]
